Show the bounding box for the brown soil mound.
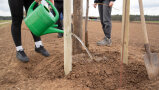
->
[0,21,159,89]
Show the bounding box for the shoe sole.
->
[97,43,112,47]
[106,43,112,47]
[58,36,63,38]
[35,50,50,57]
[16,56,29,63]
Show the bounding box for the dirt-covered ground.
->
[0,21,159,90]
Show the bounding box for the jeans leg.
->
[102,0,112,39]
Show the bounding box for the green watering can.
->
[24,0,64,37]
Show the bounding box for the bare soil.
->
[0,21,159,90]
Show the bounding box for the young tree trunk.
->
[85,0,89,48]
[73,0,83,54]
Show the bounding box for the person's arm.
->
[50,0,54,5]
[93,0,98,8]
[48,0,54,10]
[35,0,42,2]
[109,0,115,7]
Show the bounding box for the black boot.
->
[35,46,50,57]
[58,33,63,38]
[16,50,29,62]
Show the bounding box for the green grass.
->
[132,21,159,23]
[146,21,159,23]
[0,20,11,23]
[0,20,11,27]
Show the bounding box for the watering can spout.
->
[42,27,64,35]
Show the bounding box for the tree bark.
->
[73,0,83,54]
[85,0,89,48]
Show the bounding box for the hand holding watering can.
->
[24,0,63,37]
[35,0,42,2]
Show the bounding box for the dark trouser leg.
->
[8,0,23,47]
[98,4,104,29]
[54,2,63,37]
[8,0,41,47]
[55,2,63,29]
[24,0,41,42]
[103,1,112,39]
[98,0,112,39]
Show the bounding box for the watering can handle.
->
[27,1,37,16]
[45,0,59,22]
[27,0,59,23]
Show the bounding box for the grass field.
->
[146,21,159,23]
[0,20,11,23]
[0,20,11,27]
[132,21,159,23]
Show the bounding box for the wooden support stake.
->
[85,0,89,48]
[121,0,130,64]
[64,0,72,75]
